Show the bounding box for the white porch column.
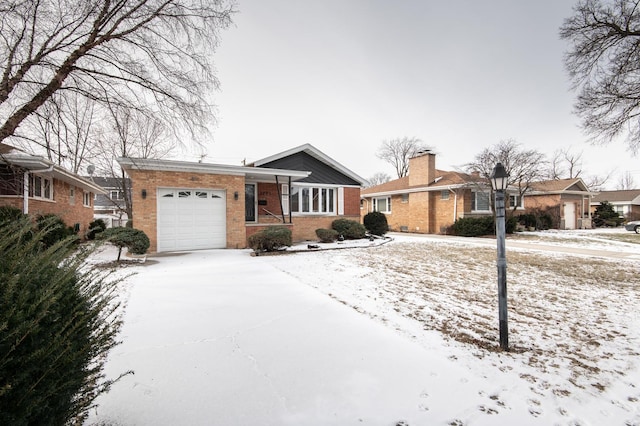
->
[23,171,29,214]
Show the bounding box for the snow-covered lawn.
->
[87,230,640,426]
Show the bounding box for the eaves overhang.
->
[117,157,312,183]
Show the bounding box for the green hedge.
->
[315,228,338,243]
[331,219,366,239]
[248,226,292,252]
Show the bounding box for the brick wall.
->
[408,153,436,187]
[127,169,246,252]
[0,178,95,235]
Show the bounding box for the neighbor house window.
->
[28,175,53,200]
[289,185,336,214]
[373,196,391,213]
[471,190,490,212]
[508,194,524,209]
[83,192,91,206]
[441,190,449,200]
[110,190,125,200]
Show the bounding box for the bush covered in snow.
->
[248,226,292,252]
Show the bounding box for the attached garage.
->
[157,188,226,251]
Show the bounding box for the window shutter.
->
[338,187,344,215]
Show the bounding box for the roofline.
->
[1,153,106,194]
[117,157,312,181]
[252,143,367,186]
[361,183,472,198]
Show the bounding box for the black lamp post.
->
[490,162,509,351]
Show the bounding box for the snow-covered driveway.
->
[89,249,489,426]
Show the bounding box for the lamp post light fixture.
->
[490,162,509,351]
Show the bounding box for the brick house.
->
[0,143,105,234]
[118,144,365,252]
[525,178,594,229]
[361,151,594,233]
[361,151,490,234]
[590,189,640,221]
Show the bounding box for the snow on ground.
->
[87,231,640,426]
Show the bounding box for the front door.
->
[564,202,576,229]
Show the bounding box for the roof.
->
[117,157,311,183]
[252,144,366,186]
[0,143,106,194]
[529,178,592,194]
[361,170,486,197]
[591,189,640,204]
[89,176,131,188]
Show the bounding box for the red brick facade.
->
[0,177,96,235]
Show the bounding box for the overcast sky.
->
[198,0,639,189]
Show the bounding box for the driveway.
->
[88,249,489,426]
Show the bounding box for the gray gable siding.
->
[259,152,360,186]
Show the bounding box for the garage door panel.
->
[157,188,227,252]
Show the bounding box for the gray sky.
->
[199,0,639,189]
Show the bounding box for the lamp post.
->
[490,162,509,351]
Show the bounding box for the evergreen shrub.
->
[0,217,125,425]
[100,227,150,260]
[451,216,495,237]
[36,214,77,248]
[248,226,292,252]
[331,219,366,239]
[363,211,389,236]
[315,228,338,243]
[87,219,107,240]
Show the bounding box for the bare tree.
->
[584,172,613,191]
[617,171,636,190]
[547,148,584,179]
[365,172,392,188]
[464,139,548,211]
[93,105,174,219]
[561,0,640,154]
[376,137,429,178]
[0,0,234,146]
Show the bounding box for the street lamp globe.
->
[490,162,509,191]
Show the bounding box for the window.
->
[83,192,91,206]
[471,191,490,212]
[441,190,449,200]
[373,197,391,213]
[28,175,53,200]
[110,190,125,200]
[70,186,75,205]
[245,184,256,222]
[289,185,336,214]
[401,193,409,203]
[508,194,524,209]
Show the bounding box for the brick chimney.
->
[408,150,436,186]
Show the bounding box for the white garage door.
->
[157,188,226,252]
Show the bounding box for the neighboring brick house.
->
[0,143,105,234]
[118,144,365,252]
[91,176,132,227]
[525,179,594,229]
[361,151,594,233]
[590,190,640,221]
[361,151,490,234]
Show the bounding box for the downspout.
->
[23,171,29,214]
[449,188,458,222]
